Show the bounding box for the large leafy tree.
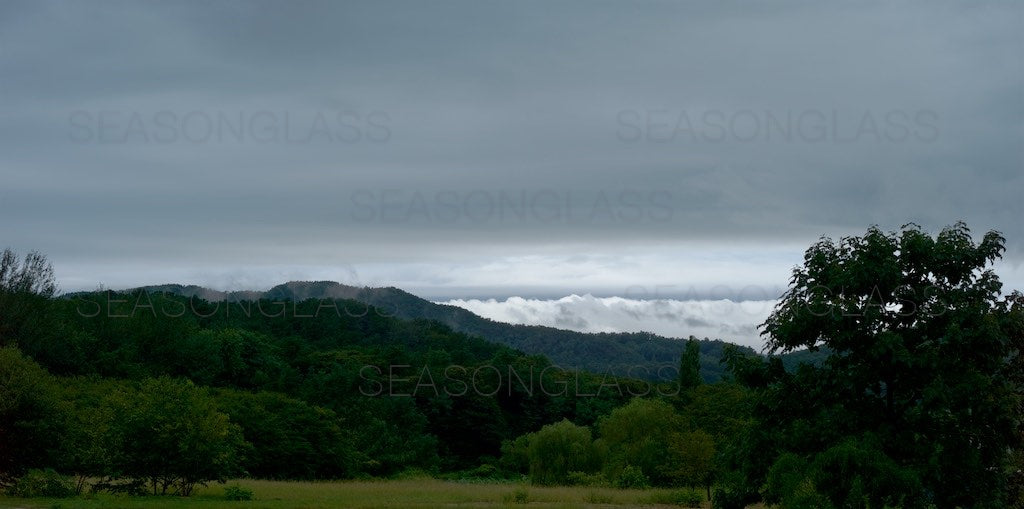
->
[0,347,60,484]
[597,397,716,488]
[729,223,1023,508]
[0,249,56,347]
[111,377,245,496]
[525,419,602,486]
[212,389,360,480]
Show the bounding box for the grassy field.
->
[0,478,768,509]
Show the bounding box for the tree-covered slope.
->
[134,281,764,382]
[6,288,660,483]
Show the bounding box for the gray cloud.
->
[1,0,1021,296]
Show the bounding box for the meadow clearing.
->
[0,478,769,509]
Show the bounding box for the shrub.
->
[711,486,746,509]
[676,489,704,507]
[781,479,833,509]
[8,469,75,498]
[501,488,530,504]
[615,465,650,489]
[499,435,530,474]
[711,470,757,509]
[223,484,254,501]
[807,437,924,508]
[459,463,498,480]
[763,453,809,504]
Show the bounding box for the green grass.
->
[0,478,761,509]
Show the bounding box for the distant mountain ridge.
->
[135,281,780,382]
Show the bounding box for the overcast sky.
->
[1,1,1022,347]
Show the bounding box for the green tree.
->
[679,338,701,391]
[499,433,531,474]
[525,419,601,485]
[661,429,715,492]
[677,383,753,498]
[0,347,59,484]
[212,389,359,479]
[111,378,245,495]
[681,383,752,445]
[0,249,56,347]
[734,223,1023,508]
[0,249,55,297]
[346,396,439,477]
[52,377,122,494]
[597,398,685,486]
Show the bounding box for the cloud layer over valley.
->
[441,294,777,350]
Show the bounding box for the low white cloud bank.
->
[439,294,778,350]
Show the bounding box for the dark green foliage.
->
[110,377,245,496]
[499,434,530,474]
[136,282,762,382]
[499,395,736,491]
[223,484,254,501]
[807,437,924,508]
[22,288,644,478]
[661,430,715,490]
[524,419,602,486]
[596,397,717,489]
[7,469,74,498]
[5,236,1019,501]
[762,453,807,504]
[733,223,1024,507]
[614,465,650,489]
[778,480,833,509]
[597,398,686,486]
[44,375,246,495]
[0,347,59,484]
[1011,448,1024,509]
[680,383,753,445]
[0,249,56,347]
[679,338,701,390]
[710,469,758,509]
[211,389,359,479]
[347,396,440,476]
[52,377,121,493]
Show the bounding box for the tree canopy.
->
[726,223,1024,508]
[0,249,56,347]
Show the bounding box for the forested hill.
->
[13,289,662,479]
[134,281,764,382]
